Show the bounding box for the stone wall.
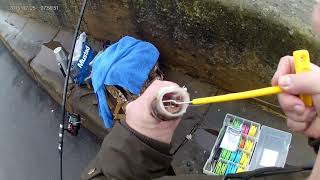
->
[1,0,319,106]
[132,0,320,92]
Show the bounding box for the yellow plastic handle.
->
[293,50,313,106]
[192,86,282,105]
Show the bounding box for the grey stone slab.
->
[16,19,58,43]
[53,30,73,53]
[201,100,285,133]
[7,37,41,64]
[172,129,215,175]
[164,69,218,151]
[1,13,26,45]
[5,13,27,31]
[0,10,11,22]
[30,45,64,98]
[0,20,19,41]
[7,18,58,63]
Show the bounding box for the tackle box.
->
[203,113,292,175]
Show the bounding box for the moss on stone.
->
[132,0,320,106]
[3,0,320,105]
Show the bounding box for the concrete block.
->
[0,21,19,40]
[2,13,27,48]
[53,30,73,53]
[164,69,218,151]
[17,19,58,43]
[0,10,11,22]
[7,38,41,64]
[172,129,214,174]
[30,45,64,98]
[7,19,58,64]
[5,13,27,31]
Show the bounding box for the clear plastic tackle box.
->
[203,114,292,175]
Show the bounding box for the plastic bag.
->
[72,32,87,64]
[71,32,95,85]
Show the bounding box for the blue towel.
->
[91,36,159,128]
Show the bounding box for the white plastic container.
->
[248,126,292,170]
[203,113,292,176]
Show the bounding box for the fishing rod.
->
[58,0,88,180]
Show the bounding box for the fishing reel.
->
[66,113,81,136]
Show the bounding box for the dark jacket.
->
[81,122,311,180]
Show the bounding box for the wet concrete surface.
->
[0,41,100,179]
[170,71,316,175]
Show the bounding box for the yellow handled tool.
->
[191,86,282,105]
[163,50,313,106]
[293,50,313,106]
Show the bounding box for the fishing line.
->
[58,0,88,179]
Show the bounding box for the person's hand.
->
[313,2,320,34]
[125,80,181,144]
[272,56,320,138]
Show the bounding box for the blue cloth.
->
[92,36,159,128]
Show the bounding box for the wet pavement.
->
[0,42,100,179]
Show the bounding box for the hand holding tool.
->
[162,50,313,107]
